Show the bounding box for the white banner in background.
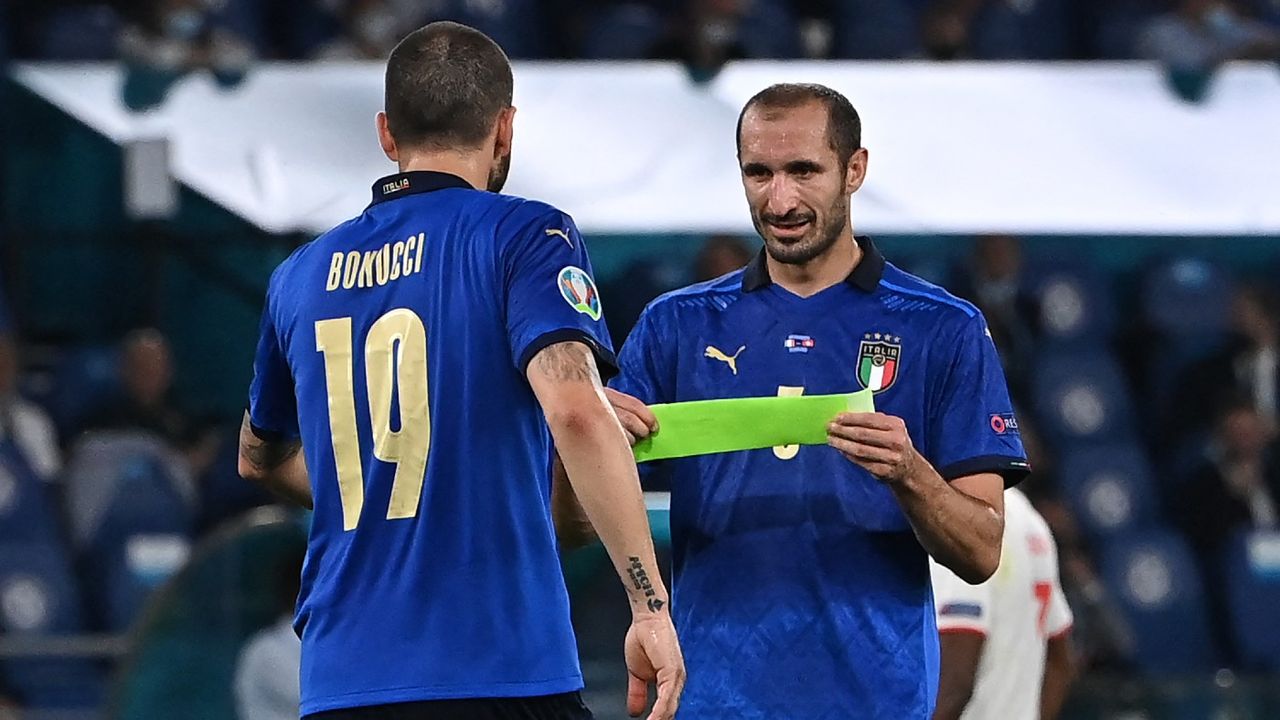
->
[12,61,1280,236]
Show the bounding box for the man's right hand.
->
[624,610,685,720]
[606,387,659,446]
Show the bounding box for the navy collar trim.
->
[741,235,885,293]
[370,171,474,205]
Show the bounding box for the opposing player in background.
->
[605,83,1027,718]
[931,488,1076,720]
[237,22,683,720]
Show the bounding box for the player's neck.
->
[396,152,490,192]
[767,231,862,299]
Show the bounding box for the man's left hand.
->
[827,412,920,485]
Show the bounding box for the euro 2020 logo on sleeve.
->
[558,266,601,321]
[858,333,901,393]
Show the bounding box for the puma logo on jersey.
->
[545,228,573,248]
[704,345,746,375]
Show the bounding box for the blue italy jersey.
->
[247,171,614,716]
[611,237,1028,720]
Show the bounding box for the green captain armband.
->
[632,390,875,463]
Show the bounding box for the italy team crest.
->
[857,333,901,393]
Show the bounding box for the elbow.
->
[544,403,610,441]
[969,552,1001,585]
[955,541,1002,585]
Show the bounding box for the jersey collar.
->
[369,171,474,206]
[741,235,885,293]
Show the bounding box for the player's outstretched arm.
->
[827,412,1004,583]
[237,412,313,509]
[527,341,685,720]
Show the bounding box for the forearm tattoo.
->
[627,556,665,612]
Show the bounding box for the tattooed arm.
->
[237,412,312,509]
[527,340,685,719]
[528,341,667,611]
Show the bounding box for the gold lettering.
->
[414,232,425,274]
[375,244,390,286]
[326,252,344,291]
[358,250,377,288]
[402,235,416,278]
[342,251,361,289]
[390,242,404,281]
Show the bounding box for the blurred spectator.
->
[0,333,61,481]
[600,233,749,350]
[693,234,753,283]
[952,234,1035,393]
[234,550,302,720]
[20,0,1279,64]
[84,329,218,475]
[1175,397,1279,665]
[1176,398,1280,563]
[1169,285,1279,445]
[956,234,1028,332]
[1136,0,1280,68]
[118,0,254,110]
[921,0,997,59]
[649,0,750,76]
[644,0,800,78]
[922,0,980,60]
[312,0,428,60]
[1226,286,1280,429]
[919,0,1076,60]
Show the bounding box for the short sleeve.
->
[609,306,673,406]
[931,558,992,635]
[247,297,299,441]
[1044,536,1074,638]
[928,313,1030,485]
[503,210,616,379]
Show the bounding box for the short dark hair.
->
[384,22,514,151]
[735,83,862,166]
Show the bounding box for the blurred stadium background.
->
[1,0,1280,718]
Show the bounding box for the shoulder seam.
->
[879,279,977,319]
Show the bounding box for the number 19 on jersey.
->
[315,308,432,531]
